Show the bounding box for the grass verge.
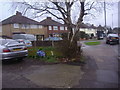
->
[84,41,101,45]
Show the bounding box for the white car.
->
[0,39,28,60]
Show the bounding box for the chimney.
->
[16,11,22,16]
[47,17,51,19]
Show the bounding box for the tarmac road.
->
[74,40,119,88]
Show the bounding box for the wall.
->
[79,28,97,36]
[2,24,12,37]
[47,26,68,36]
[2,24,48,38]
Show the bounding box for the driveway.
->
[2,40,119,88]
[2,59,84,88]
[74,40,119,88]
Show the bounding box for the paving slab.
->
[24,64,84,88]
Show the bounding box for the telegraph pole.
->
[104,0,107,35]
[112,14,113,29]
[118,1,120,60]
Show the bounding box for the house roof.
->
[97,25,105,30]
[89,24,97,29]
[80,23,89,28]
[39,17,65,26]
[2,11,40,25]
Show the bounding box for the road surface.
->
[74,40,119,88]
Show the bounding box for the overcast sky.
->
[0,0,119,29]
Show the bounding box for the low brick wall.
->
[31,41,61,47]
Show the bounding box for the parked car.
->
[15,39,32,47]
[0,39,28,60]
[12,34,36,41]
[44,37,63,41]
[106,34,119,44]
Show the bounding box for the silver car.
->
[0,39,28,60]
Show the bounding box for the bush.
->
[61,33,68,40]
[55,39,82,60]
[75,31,90,40]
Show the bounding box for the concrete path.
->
[74,40,119,88]
[24,64,84,88]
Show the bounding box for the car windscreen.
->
[13,35,26,39]
[0,40,8,45]
[108,34,118,37]
[0,39,20,45]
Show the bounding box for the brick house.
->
[1,11,47,40]
[1,11,68,40]
[39,17,68,37]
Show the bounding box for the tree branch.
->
[85,2,95,11]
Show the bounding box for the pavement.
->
[74,40,119,88]
[2,39,119,88]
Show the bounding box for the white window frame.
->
[30,25,38,29]
[21,24,26,29]
[38,25,43,29]
[21,24,29,29]
[13,24,19,28]
[65,27,67,30]
[53,26,58,30]
[48,26,52,30]
[60,26,64,30]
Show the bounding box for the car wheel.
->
[106,41,109,44]
[117,41,119,44]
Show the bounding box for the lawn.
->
[27,46,63,63]
[84,41,101,45]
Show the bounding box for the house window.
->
[65,27,67,30]
[21,24,25,29]
[53,26,58,30]
[38,25,43,29]
[30,25,38,29]
[26,25,29,29]
[49,26,52,30]
[13,24,19,28]
[21,24,29,29]
[60,26,64,30]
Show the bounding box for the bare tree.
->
[12,1,114,42]
[12,0,99,39]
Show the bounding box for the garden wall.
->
[31,41,61,47]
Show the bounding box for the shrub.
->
[75,31,90,40]
[55,39,82,60]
